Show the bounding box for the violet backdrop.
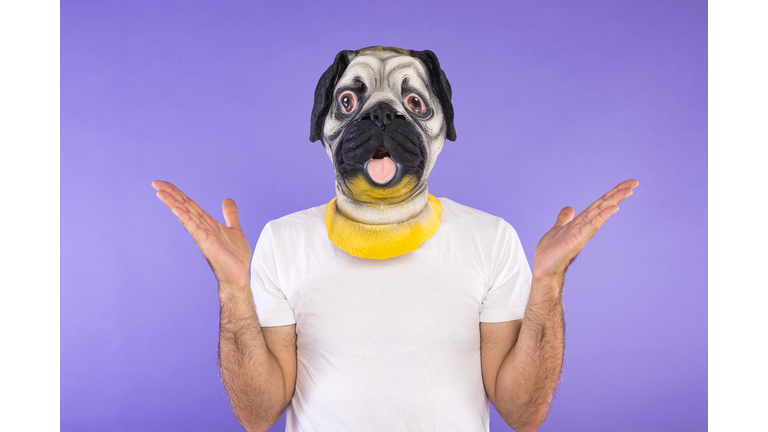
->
[61,0,707,430]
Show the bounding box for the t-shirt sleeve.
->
[479,221,532,322]
[250,221,297,327]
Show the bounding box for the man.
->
[153,46,637,432]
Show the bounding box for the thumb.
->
[554,206,575,228]
[222,199,241,229]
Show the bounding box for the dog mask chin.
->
[309,46,456,259]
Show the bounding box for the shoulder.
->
[435,198,529,282]
[438,197,519,238]
[256,203,331,259]
[265,203,327,236]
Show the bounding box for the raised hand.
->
[152,180,251,290]
[533,179,639,282]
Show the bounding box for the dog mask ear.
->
[411,50,456,142]
[310,50,353,143]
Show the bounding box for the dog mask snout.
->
[362,103,396,129]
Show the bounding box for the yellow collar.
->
[324,195,443,259]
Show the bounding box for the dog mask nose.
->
[364,103,395,129]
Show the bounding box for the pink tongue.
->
[367,157,396,184]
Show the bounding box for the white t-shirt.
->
[250,198,532,432]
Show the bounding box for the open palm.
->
[533,179,639,281]
[152,180,251,288]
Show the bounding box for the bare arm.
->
[218,283,296,431]
[481,278,564,432]
[481,179,638,431]
[152,181,296,432]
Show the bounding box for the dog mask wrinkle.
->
[309,47,456,145]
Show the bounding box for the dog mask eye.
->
[338,91,358,114]
[404,93,427,116]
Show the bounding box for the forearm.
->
[218,282,288,432]
[494,275,565,432]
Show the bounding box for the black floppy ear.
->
[309,50,353,143]
[412,50,456,142]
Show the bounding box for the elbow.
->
[235,409,284,432]
[513,426,541,432]
[236,419,268,432]
[507,418,546,432]
[230,390,290,432]
[511,422,544,432]
[238,418,278,432]
[500,403,551,432]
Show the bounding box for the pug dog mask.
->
[310,46,456,259]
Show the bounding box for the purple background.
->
[61,1,706,431]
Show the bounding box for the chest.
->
[277,242,491,356]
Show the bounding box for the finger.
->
[583,187,634,222]
[154,183,220,250]
[222,199,241,229]
[586,179,638,211]
[155,189,185,209]
[170,184,196,207]
[164,184,191,207]
[156,190,207,228]
[578,179,638,223]
[152,180,181,195]
[165,185,217,223]
[577,205,619,242]
[182,196,207,218]
[553,206,575,228]
[153,181,217,228]
[171,205,211,246]
[153,180,198,208]
[153,180,192,210]
[157,191,219,252]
